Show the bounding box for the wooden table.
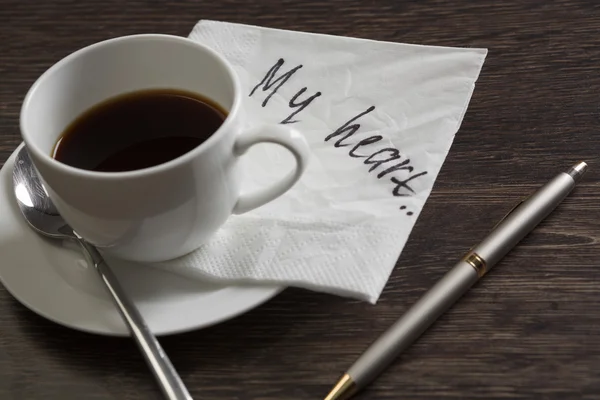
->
[1,1,599,399]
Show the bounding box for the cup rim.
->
[19,33,242,180]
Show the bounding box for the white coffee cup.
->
[20,34,310,262]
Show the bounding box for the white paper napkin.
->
[151,20,487,303]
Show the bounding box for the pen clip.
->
[492,196,529,230]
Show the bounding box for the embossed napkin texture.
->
[149,20,487,303]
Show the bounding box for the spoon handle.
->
[77,239,193,400]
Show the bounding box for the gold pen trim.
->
[463,251,487,278]
[324,374,357,400]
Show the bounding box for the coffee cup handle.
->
[232,125,310,214]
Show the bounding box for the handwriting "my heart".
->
[249,58,429,216]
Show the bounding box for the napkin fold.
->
[151,20,487,303]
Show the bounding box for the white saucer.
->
[0,145,283,336]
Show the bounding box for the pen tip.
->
[567,161,588,182]
[324,374,357,400]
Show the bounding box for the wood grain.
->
[2,1,600,399]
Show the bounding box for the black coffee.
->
[53,89,227,172]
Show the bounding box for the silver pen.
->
[324,161,588,400]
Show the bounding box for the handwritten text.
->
[249,58,428,215]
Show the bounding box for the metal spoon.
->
[12,145,193,400]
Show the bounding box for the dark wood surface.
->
[2,1,600,399]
